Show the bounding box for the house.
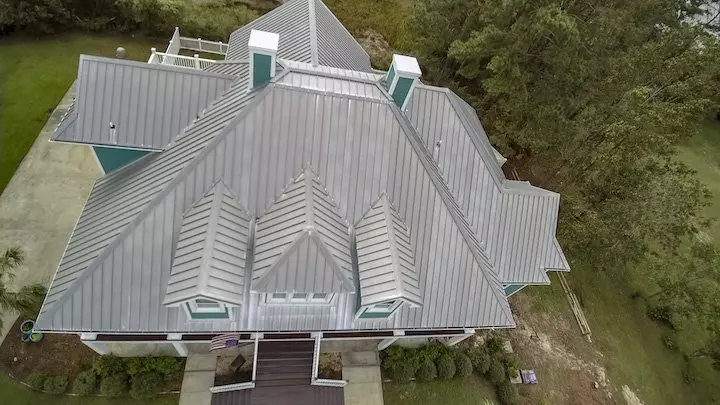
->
[36,0,569,398]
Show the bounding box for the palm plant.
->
[0,247,47,330]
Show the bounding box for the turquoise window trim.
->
[93,146,150,174]
[503,284,526,297]
[391,77,415,108]
[185,303,230,319]
[358,307,394,319]
[386,65,396,89]
[252,53,273,87]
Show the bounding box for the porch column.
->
[444,329,476,346]
[378,331,404,350]
[167,333,188,357]
[80,333,110,355]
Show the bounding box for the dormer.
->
[354,193,423,320]
[251,166,356,301]
[163,180,251,320]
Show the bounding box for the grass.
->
[0,373,178,405]
[325,0,412,50]
[0,33,163,196]
[383,374,498,405]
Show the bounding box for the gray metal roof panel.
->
[164,180,251,306]
[53,103,77,141]
[277,71,386,100]
[226,0,371,72]
[52,55,235,150]
[355,194,422,307]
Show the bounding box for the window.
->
[265,293,333,304]
[185,299,230,320]
[191,298,224,313]
[366,300,397,313]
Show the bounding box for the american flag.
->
[210,333,241,351]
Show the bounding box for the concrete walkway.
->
[343,351,384,405]
[0,84,99,343]
[179,354,217,405]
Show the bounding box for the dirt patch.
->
[622,385,645,405]
[357,29,393,69]
[0,316,97,380]
[319,352,342,380]
[507,293,616,405]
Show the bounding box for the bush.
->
[436,353,456,379]
[0,0,72,34]
[387,362,415,382]
[485,334,506,356]
[466,346,491,373]
[488,359,507,385]
[381,346,420,375]
[43,376,68,395]
[648,305,675,328]
[415,342,450,364]
[126,356,182,378]
[93,355,127,378]
[416,360,437,381]
[100,373,128,398]
[130,372,164,399]
[73,370,97,396]
[455,353,473,377]
[662,334,676,350]
[497,381,520,405]
[27,373,47,391]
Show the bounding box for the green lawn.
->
[0,373,178,405]
[0,34,163,196]
[383,374,498,405]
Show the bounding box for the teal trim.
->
[391,77,415,108]
[93,146,149,173]
[385,65,396,89]
[252,53,273,87]
[186,303,229,319]
[503,284,526,297]
[358,307,394,319]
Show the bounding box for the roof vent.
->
[248,29,279,88]
[384,54,422,110]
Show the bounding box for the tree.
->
[0,247,47,330]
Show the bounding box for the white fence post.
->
[194,54,201,69]
[148,47,157,64]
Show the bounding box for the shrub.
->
[27,373,47,391]
[416,342,449,364]
[43,376,68,395]
[488,359,507,385]
[387,362,415,382]
[73,370,97,396]
[466,346,491,373]
[662,334,676,350]
[436,353,456,379]
[126,356,182,378]
[647,305,675,328]
[485,334,505,356]
[381,346,420,375]
[100,373,128,398]
[416,360,437,381]
[497,381,520,405]
[93,355,127,378]
[455,353,473,377]
[130,372,164,399]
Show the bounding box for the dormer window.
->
[366,300,397,313]
[184,298,231,320]
[265,293,333,304]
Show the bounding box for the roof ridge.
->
[388,102,514,326]
[308,0,319,66]
[38,84,276,322]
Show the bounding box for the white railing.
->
[251,334,259,382]
[209,382,255,393]
[179,36,229,55]
[148,48,216,70]
[310,334,347,387]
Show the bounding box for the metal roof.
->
[355,194,423,307]
[164,180,251,306]
[225,0,372,72]
[52,55,235,150]
[252,167,355,293]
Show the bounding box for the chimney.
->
[384,54,422,110]
[248,29,279,88]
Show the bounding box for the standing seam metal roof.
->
[225,0,371,72]
[52,55,235,150]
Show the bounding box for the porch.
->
[147,27,226,70]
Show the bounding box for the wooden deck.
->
[211,340,344,405]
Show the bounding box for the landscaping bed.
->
[0,316,96,380]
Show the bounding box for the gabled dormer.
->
[163,180,251,320]
[354,194,423,320]
[252,166,356,302]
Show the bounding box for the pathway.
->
[0,84,99,344]
[342,351,384,405]
[180,353,217,405]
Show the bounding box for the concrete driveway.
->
[0,84,99,343]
